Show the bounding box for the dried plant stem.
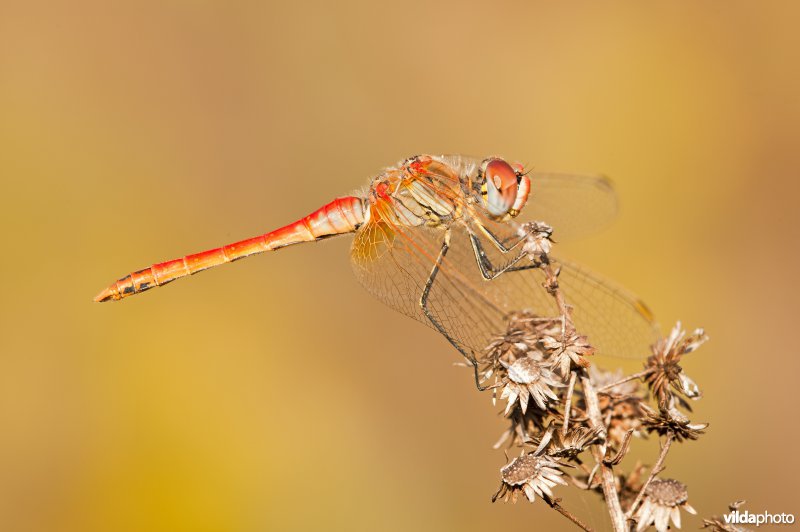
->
[544,495,595,532]
[562,371,577,436]
[540,260,627,532]
[597,369,654,393]
[586,463,600,489]
[542,262,569,329]
[625,432,675,521]
[581,374,628,532]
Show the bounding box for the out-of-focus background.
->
[1,1,798,530]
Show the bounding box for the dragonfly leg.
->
[475,221,539,253]
[419,229,488,391]
[468,231,539,281]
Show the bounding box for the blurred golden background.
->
[1,1,798,530]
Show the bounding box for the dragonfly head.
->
[479,158,531,220]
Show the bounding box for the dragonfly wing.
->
[350,217,430,327]
[351,199,658,365]
[428,224,660,360]
[351,213,508,364]
[521,172,618,241]
[557,260,659,359]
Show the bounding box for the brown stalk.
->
[562,370,577,436]
[625,432,674,521]
[541,259,627,532]
[581,374,628,532]
[596,368,654,393]
[543,495,595,532]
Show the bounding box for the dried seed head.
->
[507,356,545,384]
[501,455,543,486]
[542,330,594,377]
[499,356,563,415]
[543,425,604,461]
[518,221,553,262]
[645,322,707,409]
[633,478,697,531]
[647,478,689,506]
[493,403,561,449]
[493,453,567,504]
[479,310,550,386]
[485,329,542,362]
[641,403,708,442]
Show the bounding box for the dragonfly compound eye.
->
[481,158,519,218]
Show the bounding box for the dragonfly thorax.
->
[367,159,464,228]
[366,154,532,230]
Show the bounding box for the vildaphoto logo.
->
[724,510,796,526]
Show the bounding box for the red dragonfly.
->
[95,155,658,381]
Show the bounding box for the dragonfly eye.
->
[481,158,519,218]
[510,169,531,217]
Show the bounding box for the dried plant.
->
[469,223,734,531]
[631,478,697,531]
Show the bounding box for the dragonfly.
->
[95,155,658,385]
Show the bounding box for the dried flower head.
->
[519,221,553,262]
[479,311,550,387]
[484,326,541,362]
[541,326,594,377]
[493,403,562,449]
[645,322,707,409]
[492,453,567,504]
[632,478,697,531]
[499,355,563,414]
[535,425,604,462]
[641,403,708,442]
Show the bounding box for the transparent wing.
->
[520,172,618,241]
[351,201,659,365]
[507,258,660,360]
[351,202,508,363]
[432,155,618,240]
[438,223,659,361]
